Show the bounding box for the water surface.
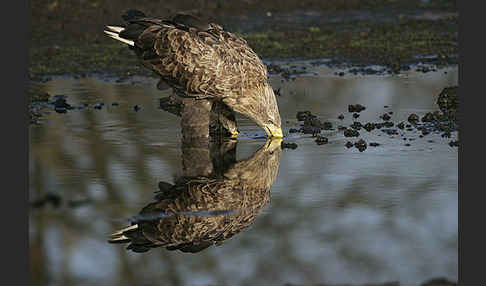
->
[29,66,458,286]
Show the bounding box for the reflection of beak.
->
[230,130,239,138]
[264,125,284,138]
[264,137,283,151]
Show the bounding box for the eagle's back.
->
[127,16,268,98]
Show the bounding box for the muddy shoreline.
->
[29,0,457,80]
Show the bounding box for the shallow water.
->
[29,65,458,286]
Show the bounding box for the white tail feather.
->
[110,224,139,236]
[109,235,130,242]
[105,25,125,33]
[103,30,134,46]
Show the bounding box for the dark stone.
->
[296,111,316,121]
[354,139,367,152]
[344,129,360,137]
[315,136,329,145]
[397,122,405,129]
[449,140,459,147]
[348,104,366,113]
[363,123,375,132]
[353,113,360,119]
[281,142,298,149]
[408,113,420,124]
[380,113,391,121]
[437,86,459,121]
[338,114,344,120]
[369,142,380,147]
[421,112,436,122]
[321,121,333,130]
[345,141,354,148]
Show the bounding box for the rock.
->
[449,140,459,147]
[408,113,420,124]
[315,136,329,145]
[296,111,316,121]
[348,104,366,113]
[288,128,299,133]
[437,86,459,121]
[354,139,367,152]
[421,112,436,122]
[344,129,360,137]
[345,141,354,148]
[363,122,375,132]
[338,114,344,120]
[321,121,333,130]
[380,113,391,121]
[281,142,298,149]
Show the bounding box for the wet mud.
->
[29,0,457,81]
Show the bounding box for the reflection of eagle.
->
[109,138,282,253]
[104,10,283,138]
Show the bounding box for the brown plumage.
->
[104,10,283,137]
[109,137,282,253]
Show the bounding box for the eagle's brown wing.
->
[126,15,268,99]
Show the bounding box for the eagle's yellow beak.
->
[264,137,283,151]
[265,126,283,138]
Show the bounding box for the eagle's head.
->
[225,85,283,138]
[260,86,283,138]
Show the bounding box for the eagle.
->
[109,137,282,253]
[104,9,283,138]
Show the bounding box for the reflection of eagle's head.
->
[109,138,282,253]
